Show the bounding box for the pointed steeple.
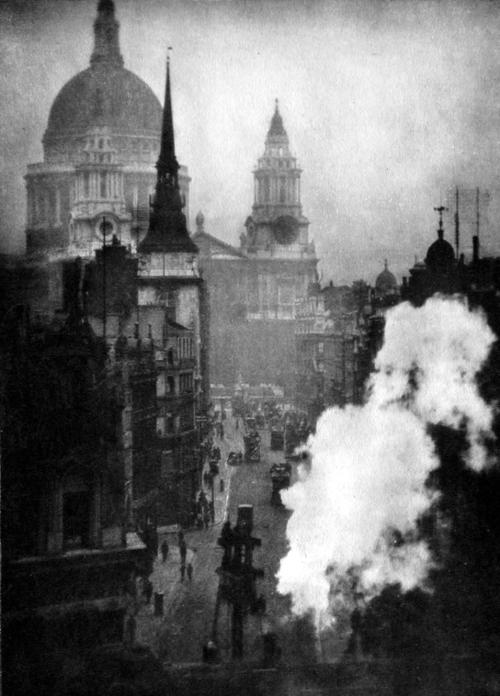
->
[90,0,124,68]
[139,54,197,254]
[267,99,287,139]
[157,53,179,185]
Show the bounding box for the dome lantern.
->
[90,0,123,69]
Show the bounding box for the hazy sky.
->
[1,0,499,284]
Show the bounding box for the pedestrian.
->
[179,539,187,563]
[136,575,144,598]
[180,561,186,581]
[143,577,153,605]
[160,539,169,563]
[187,562,193,581]
[124,614,136,646]
[203,510,210,529]
[177,529,184,545]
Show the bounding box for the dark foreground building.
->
[1,306,150,695]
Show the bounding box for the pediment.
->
[191,231,246,259]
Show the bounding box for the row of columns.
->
[75,169,124,202]
[254,173,300,205]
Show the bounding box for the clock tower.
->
[243,100,311,256]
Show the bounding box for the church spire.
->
[157,51,179,185]
[90,0,124,68]
[267,99,287,139]
[139,53,197,254]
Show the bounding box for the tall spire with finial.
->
[90,0,123,68]
[157,49,179,185]
[267,98,287,139]
[139,51,197,254]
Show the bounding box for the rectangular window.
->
[161,451,174,479]
[263,176,270,202]
[63,491,89,549]
[279,178,286,203]
[180,373,193,393]
[100,172,107,199]
[179,403,194,432]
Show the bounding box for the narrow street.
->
[136,417,320,666]
[135,418,243,662]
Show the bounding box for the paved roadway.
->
[136,418,321,666]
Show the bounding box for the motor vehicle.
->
[245,417,257,432]
[270,472,290,507]
[244,434,261,463]
[269,462,291,476]
[270,428,284,451]
[227,451,243,466]
[256,414,266,429]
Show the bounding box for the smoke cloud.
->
[277,296,496,617]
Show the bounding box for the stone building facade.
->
[23,0,190,316]
[136,55,206,527]
[193,103,318,395]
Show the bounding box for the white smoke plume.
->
[277,296,496,617]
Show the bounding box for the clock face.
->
[272,215,299,245]
[95,217,114,241]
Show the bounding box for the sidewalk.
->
[135,418,244,660]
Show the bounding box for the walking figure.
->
[143,577,153,604]
[180,561,186,581]
[124,614,136,646]
[187,562,193,581]
[160,540,169,563]
[179,539,187,564]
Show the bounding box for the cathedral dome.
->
[375,260,397,294]
[425,233,455,273]
[44,65,161,142]
[43,0,161,156]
